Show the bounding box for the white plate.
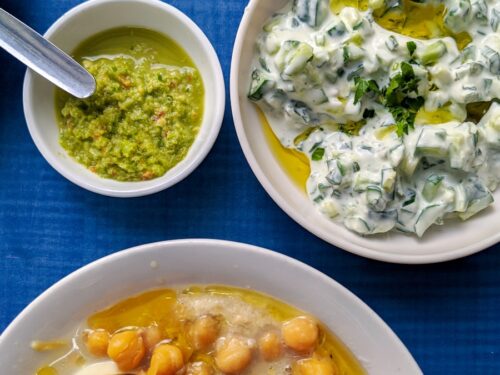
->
[0,239,421,374]
[230,0,500,264]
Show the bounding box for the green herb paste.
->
[56,27,204,181]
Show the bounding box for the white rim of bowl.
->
[23,0,225,198]
[0,239,422,373]
[230,0,499,264]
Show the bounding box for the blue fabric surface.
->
[0,0,499,373]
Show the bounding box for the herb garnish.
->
[353,77,379,104]
[407,41,417,56]
[311,147,325,161]
[353,62,425,137]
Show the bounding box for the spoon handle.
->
[0,8,95,99]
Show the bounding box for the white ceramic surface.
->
[23,0,225,197]
[230,0,500,264]
[0,239,422,374]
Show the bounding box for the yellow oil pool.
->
[331,0,472,49]
[259,109,310,192]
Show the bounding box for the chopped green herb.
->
[312,147,325,161]
[352,62,424,137]
[407,41,417,56]
[343,45,350,64]
[354,77,379,104]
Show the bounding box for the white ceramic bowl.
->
[230,0,500,264]
[23,0,225,197]
[0,239,421,374]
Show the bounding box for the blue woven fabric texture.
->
[0,0,498,373]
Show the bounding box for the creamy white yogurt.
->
[250,0,500,236]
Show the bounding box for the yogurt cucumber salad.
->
[249,0,500,237]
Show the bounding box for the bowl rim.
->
[23,0,225,198]
[0,239,422,374]
[229,0,500,264]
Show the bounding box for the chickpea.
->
[191,315,220,350]
[292,357,337,375]
[107,330,146,371]
[84,329,110,357]
[258,332,282,361]
[215,337,253,374]
[147,344,184,375]
[282,316,318,353]
[186,361,213,375]
[143,325,162,352]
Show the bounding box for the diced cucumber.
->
[471,0,488,25]
[388,143,404,167]
[293,0,329,28]
[327,20,347,37]
[345,216,371,235]
[448,124,476,169]
[422,174,444,201]
[491,9,500,32]
[402,189,417,207]
[400,152,420,176]
[454,62,483,80]
[278,41,314,76]
[370,210,398,234]
[453,184,468,212]
[366,185,386,211]
[481,46,500,75]
[415,128,448,157]
[319,199,340,218]
[444,0,472,33]
[414,204,445,237]
[248,70,272,101]
[309,87,328,105]
[385,35,399,52]
[289,100,317,124]
[326,159,345,185]
[353,171,379,192]
[458,192,493,220]
[381,168,396,192]
[419,41,447,66]
[276,40,299,71]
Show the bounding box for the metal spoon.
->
[0,8,95,99]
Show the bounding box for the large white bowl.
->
[0,239,421,374]
[23,0,225,197]
[230,0,500,264]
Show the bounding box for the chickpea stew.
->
[34,285,365,375]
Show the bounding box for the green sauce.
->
[56,27,204,182]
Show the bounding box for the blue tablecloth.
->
[0,0,498,373]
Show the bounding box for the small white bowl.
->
[23,0,225,197]
[230,0,500,264]
[0,239,422,374]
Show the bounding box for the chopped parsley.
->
[353,62,424,137]
[407,41,417,56]
[311,147,325,161]
[343,46,350,64]
[354,77,379,104]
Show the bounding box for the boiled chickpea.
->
[292,357,337,375]
[215,337,253,374]
[258,332,281,361]
[84,329,110,357]
[282,316,318,353]
[191,315,220,350]
[186,361,213,375]
[146,344,184,375]
[143,325,162,352]
[107,330,146,371]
